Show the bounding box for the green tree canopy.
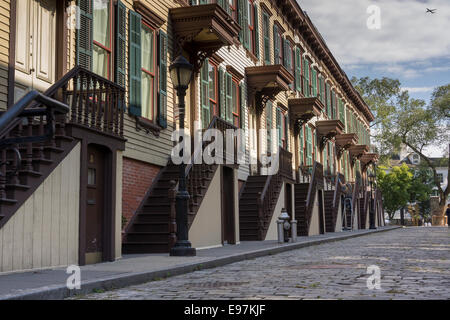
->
[377,164,412,220]
[354,77,450,215]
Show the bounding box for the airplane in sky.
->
[426,8,437,14]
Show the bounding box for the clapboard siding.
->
[0,0,10,111]
[0,143,81,273]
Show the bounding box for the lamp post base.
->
[170,240,196,256]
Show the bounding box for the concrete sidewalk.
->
[0,226,400,300]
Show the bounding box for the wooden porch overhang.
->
[288,97,323,133]
[170,4,241,72]
[246,65,294,111]
[360,153,379,171]
[348,144,369,163]
[335,133,358,158]
[315,119,344,150]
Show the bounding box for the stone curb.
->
[1,226,401,300]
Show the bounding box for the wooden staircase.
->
[324,173,344,232]
[123,116,237,253]
[294,162,324,236]
[0,66,124,231]
[359,189,370,229]
[238,147,292,241]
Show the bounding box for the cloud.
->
[401,87,435,93]
[297,0,450,65]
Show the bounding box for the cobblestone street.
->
[75,227,450,300]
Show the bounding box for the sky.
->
[297,0,450,157]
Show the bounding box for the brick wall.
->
[122,157,161,229]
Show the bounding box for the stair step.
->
[0,198,17,205]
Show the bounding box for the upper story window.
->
[303,57,310,97]
[93,0,112,79]
[273,23,283,65]
[262,11,270,65]
[311,67,317,97]
[228,0,238,20]
[128,5,168,129]
[284,39,294,75]
[276,107,288,149]
[141,22,156,120]
[437,173,444,183]
[200,59,218,128]
[266,100,273,153]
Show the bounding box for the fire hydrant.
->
[277,208,291,243]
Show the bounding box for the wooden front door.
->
[85,145,105,264]
[14,0,56,101]
[222,166,236,244]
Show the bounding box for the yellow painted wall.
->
[0,142,81,274]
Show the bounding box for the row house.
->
[0,0,383,273]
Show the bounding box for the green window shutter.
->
[331,90,335,119]
[128,10,142,116]
[273,24,279,64]
[311,68,317,97]
[339,99,345,124]
[323,144,328,171]
[239,82,245,129]
[225,72,233,123]
[158,30,168,128]
[295,47,301,92]
[306,126,312,166]
[276,108,282,147]
[319,75,325,104]
[254,4,260,58]
[263,12,270,64]
[266,100,272,153]
[219,67,226,120]
[303,58,309,97]
[243,0,250,49]
[201,59,210,129]
[283,38,288,68]
[328,141,334,173]
[326,83,331,117]
[238,0,244,43]
[115,1,126,87]
[299,125,304,165]
[77,0,93,70]
[284,113,289,149]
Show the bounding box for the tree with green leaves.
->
[353,77,450,216]
[377,164,413,220]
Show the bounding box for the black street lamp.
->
[169,55,196,257]
[368,168,377,230]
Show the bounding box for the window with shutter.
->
[219,68,226,119]
[243,0,250,49]
[326,82,331,117]
[295,47,301,92]
[200,59,210,128]
[306,126,312,166]
[328,141,334,174]
[339,99,345,124]
[262,11,270,64]
[323,143,328,172]
[311,68,317,97]
[273,24,279,64]
[303,58,310,97]
[141,22,156,120]
[299,125,304,165]
[253,4,259,58]
[93,0,113,79]
[158,30,168,128]
[115,1,126,87]
[276,107,282,147]
[266,100,272,153]
[128,10,142,116]
[225,72,233,123]
[284,113,289,149]
[77,0,93,71]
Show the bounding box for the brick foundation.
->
[122,157,161,230]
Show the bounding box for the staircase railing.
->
[0,90,69,215]
[303,161,323,231]
[351,179,360,229]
